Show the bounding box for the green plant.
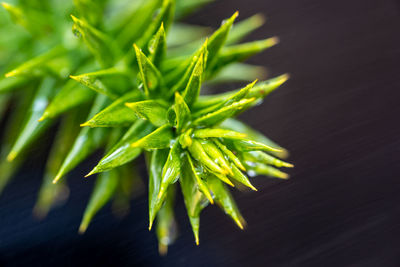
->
[0,0,292,254]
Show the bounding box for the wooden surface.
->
[1,0,400,266]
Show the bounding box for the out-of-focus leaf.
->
[175,0,213,19]
[0,76,28,94]
[156,185,177,255]
[206,175,246,229]
[243,151,293,168]
[209,63,266,84]
[73,0,106,27]
[247,163,289,179]
[39,79,93,121]
[71,15,118,67]
[158,141,181,200]
[116,0,162,50]
[79,168,119,233]
[226,14,266,45]
[82,90,142,127]
[0,87,36,193]
[78,127,124,233]
[112,163,140,218]
[1,2,53,36]
[4,46,66,78]
[87,120,153,176]
[0,94,9,121]
[136,0,175,51]
[7,77,57,162]
[166,23,210,47]
[131,125,173,150]
[125,100,168,127]
[165,11,237,85]
[209,37,278,78]
[53,94,109,183]
[33,110,82,219]
[232,139,282,153]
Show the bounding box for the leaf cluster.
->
[0,0,292,253]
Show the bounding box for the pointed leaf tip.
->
[37,115,46,122]
[4,71,14,78]
[6,151,16,162]
[78,223,87,234]
[1,2,10,9]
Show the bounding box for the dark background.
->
[1,0,400,266]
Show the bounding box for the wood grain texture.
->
[1,0,400,266]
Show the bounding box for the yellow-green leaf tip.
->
[78,223,88,234]
[6,151,17,162]
[1,2,12,10]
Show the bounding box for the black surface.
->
[1,0,400,266]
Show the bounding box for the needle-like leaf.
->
[168,92,191,133]
[131,124,173,150]
[134,44,165,98]
[200,140,233,176]
[149,24,167,68]
[79,168,119,233]
[7,77,57,162]
[156,185,177,255]
[69,67,128,99]
[226,13,266,45]
[247,163,289,179]
[53,94,109,183]
[39,79,94,121]
[71,15,118,67]
[158,141,182,200]
[193,98,257,127]
[207,175,246,229]
[125,100,168,127]
[148,149,169,230]
[4,46,66,78]
[86,120,154,176]
[244,151,294,168]
[136,0,175,51]
[214,139,246,171]
[182,50,204,106]
[82,90,142,127]
[220,118,288,158]
[180,156,210,245]
[192,128,247,140]
[33,111,81,219]
[188,139,224,175]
